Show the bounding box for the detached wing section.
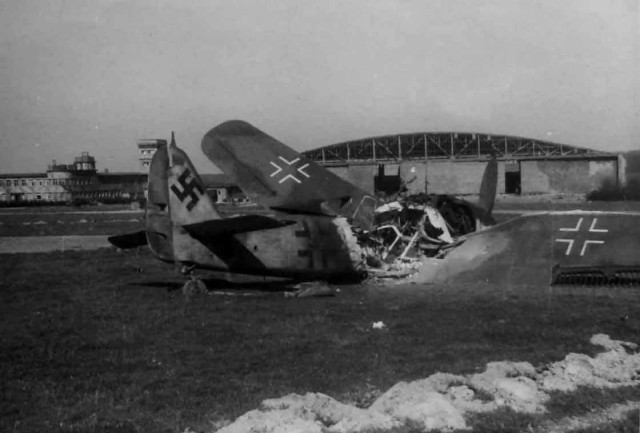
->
[201,120,378,230]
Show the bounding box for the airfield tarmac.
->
[0,235,111,253]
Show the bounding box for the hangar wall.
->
[326,158,618,196]
[621,151,640,198]
[425,161,505,195]
[328,165,378,194]
[521,160,616,194]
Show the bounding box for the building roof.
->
[302,132,618,165]
[137,139,167,149]
[0,173,47,179]
[97,172,147,178]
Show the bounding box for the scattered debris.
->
[371,321,387,330]
[290,281,335,298]
[215,334,640,433]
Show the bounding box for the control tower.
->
[137,139,167,171]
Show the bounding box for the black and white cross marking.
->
[269,156,310,184]
[170,168,204,211]
[555,217,609,256]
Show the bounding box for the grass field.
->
[1,247,638,432]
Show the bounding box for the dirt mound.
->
[215,334,640,432]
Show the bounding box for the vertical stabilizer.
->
[476,156,497,226]
[145,142,174,262]
[166,133,222,226]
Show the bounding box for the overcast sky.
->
[1,0,638,174]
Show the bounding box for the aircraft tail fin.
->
[142,133,222,262]
[476,155,497,225]
[166,132,222,226]
[144,139,174,261]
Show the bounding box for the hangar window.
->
[374,164,402,197]
[505,160,521,194]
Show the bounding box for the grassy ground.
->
[1,248,638,432]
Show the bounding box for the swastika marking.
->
[554,217,608,256]
[269,156,311,184]
[170,168,204,211]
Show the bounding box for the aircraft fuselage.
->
[168,213,364,281]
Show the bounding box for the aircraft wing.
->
[201,120,378,230]
[108,230,148,249]
[182,214,295,240]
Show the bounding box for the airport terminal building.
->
[0,140,240,205]
[0,151,148,205]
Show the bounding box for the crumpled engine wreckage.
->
[356,194,479,279]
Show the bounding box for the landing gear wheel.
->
[182,278,207,299]
[180,264,206,299]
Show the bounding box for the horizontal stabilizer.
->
[201,120,378,229]
[108,231,148,249]
[183,214,295,239]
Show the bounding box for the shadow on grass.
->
[133,277,296,293]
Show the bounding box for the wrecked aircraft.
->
[109,121,640,289]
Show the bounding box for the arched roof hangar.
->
[302,132,621,196]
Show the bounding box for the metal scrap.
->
[358,194,474,280]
